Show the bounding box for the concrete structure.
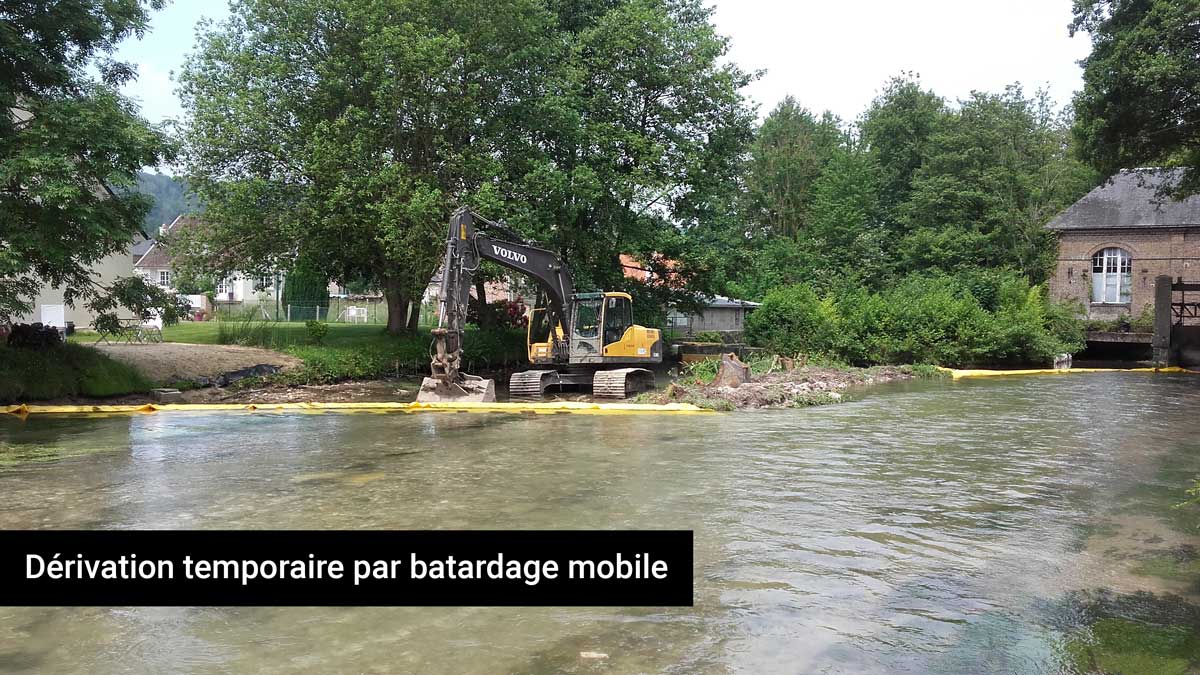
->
[666,295,760,335]
[1047,169,1200,322]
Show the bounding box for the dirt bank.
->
[92,343,300,384]
[180,379,420,404]
[640,365,925,410]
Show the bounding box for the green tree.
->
[896,86,1096,281]
[0,0,186,330]
[177,0,559,334]
[502,0,756,317]
[178,0,751,334]
[806,146,886,287]
[281,263,330,321]
[1072,0,1200,196]
[744,98,843,240]
[859,75,946,220]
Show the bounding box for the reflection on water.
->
[1,374,1199,673]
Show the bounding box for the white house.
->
[134,215,281,315]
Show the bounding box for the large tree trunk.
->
[382,277,409,335]
[473,279,493,329]
[407,299,421,331]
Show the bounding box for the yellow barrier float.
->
[938,365,1199,379]
[1,400,713,417]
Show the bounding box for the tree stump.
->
[712,352,750,388]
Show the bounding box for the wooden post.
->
[1153,274,1173,366]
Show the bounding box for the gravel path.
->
[92,342,301,384]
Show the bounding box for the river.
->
[1,373,1199,674]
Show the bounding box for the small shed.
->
[667,295,760,335]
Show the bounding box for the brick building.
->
[1047,170,1200,321]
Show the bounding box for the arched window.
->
[1092,247,1131,304]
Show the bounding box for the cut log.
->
[712,352,750,388]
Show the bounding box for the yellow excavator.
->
[418,207,662,403]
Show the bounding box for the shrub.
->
[744,284,841,357]
[305,320,328,345]
[1130,304,1156,333]
[745,272,1084,367]
[468,298,528,330]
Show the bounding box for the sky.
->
[115,0,1091,129]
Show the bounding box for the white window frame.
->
[1091,247,1131,304]
[158,270,171,287]
[216,277,232,296]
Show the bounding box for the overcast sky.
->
[115,0,1091,130]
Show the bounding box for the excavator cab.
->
[527,291,661,366]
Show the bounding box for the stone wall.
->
[1048,227,1200,320]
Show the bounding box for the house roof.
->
[704,295,760,309]
[1048,169,1200,231]
[131,234,155,258]
[134,215,202,268]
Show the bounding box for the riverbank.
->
[637,359,943,410]
[157,321,527,386]
[26,321,526,405]
[0,344,153,403]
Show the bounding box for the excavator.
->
[417,207,662,403]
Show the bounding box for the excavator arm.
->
[425,207,574,397]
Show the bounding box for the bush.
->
[745,272,1085,367]
[468,298,528,330]
[744,284,841,357]
[305,320,328,345]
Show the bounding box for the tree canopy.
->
[177,0,753,333]
[1072,0,1200,197]
[0,0,185,330]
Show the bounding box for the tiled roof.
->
[133,215,202,268]
[1048,169,1200,230]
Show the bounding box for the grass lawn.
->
[162,321,385,346]
[161,320,527,384]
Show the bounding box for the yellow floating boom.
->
[939,365,1199,379]
[1,400,713,417]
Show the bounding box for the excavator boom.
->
[419,207,574,403]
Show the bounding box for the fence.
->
[208,299,440,326]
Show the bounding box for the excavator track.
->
[508,370,559,398]
[592,368,655,399]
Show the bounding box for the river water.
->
[1,373,1199,674]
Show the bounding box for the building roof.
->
[704,295,760,309]
[130,234,155,259]
[1048,169,1200,231]
[134,215,202,268]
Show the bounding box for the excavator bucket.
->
[416,375,496,404]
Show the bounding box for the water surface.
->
[1,373,1198,673]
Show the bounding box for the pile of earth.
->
[640,363,921,410]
